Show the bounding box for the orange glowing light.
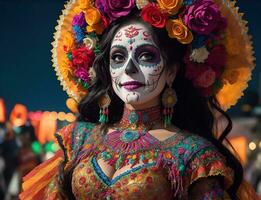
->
[0,98,6,123]
[66,98,78,113]
[10,104,28,127]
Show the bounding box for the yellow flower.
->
[166,18,193,44]
[85,6,101,26]
[63,33,75,52]
[157,0,183,14]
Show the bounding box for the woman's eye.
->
[139,52,154,62]
[111,53,125,64]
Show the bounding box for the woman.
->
[20,0,258,199]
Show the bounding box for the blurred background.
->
[0,0,260,199]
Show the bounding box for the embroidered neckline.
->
[91,156,156,186]
[117,105,162,129]
[103,129,161,154]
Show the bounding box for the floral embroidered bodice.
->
[67,122,233,200]
[20,122,240,200]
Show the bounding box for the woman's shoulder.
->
[161,129,216,157]
[161,129,232,172]
[55,121,99,161]
[55,121,98,142]
[161,129,234,190]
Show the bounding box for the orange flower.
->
[157,0,183,14]
[85,6,105,34]
[79,0,93,10]
[74,0,93,14]
[85,6,101,26]
[166,18,193,44]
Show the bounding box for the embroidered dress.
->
[20,122,242,200]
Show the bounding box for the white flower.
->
[189,46,210,63]
[83,37,96,50]
[136,0,150,9]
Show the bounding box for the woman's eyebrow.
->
[134,44,160,55]
[110,44,128,52]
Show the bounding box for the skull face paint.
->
[110,22,167,105]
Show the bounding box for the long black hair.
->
[59,10,243,200]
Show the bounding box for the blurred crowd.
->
[0,122,40,200]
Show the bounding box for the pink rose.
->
[74,67,90,82]
[183,0,223,35]
[96,0,135,21]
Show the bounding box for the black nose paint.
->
[125,59,138,75]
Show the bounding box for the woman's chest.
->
[72,147,172,200]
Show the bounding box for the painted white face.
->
[110,22,167,105]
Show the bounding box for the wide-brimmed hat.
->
[52,0,255,111]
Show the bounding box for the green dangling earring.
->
[161,85,177,127]
[98,93,111,124]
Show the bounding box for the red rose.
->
[193,67,216,88]
[185,62,201,80]
[206,45,226,68]
[141,3,168,28]
[72,47,95,68]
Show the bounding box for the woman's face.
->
[110,22,170,106]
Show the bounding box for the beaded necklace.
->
[101,105,163,169]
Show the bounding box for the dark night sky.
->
[0,0,260,114]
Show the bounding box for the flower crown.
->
[52,0,255,110]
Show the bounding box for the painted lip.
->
[120,81,145,90]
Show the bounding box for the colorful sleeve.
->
[19,123,76,200]
[184,146,234,198]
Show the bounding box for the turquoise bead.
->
[120,130,139,143]
[128,111,139,124]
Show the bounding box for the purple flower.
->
[95,0,135,21]
[183,0,223,35]
[72,12,87,27]
[74,67,90,82]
